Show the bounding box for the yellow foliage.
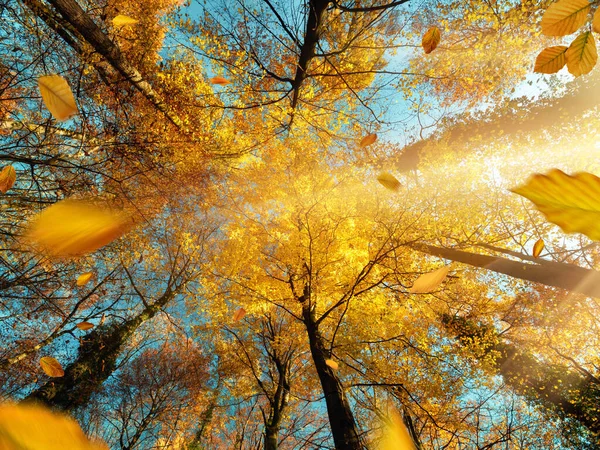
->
[37,75,78,121]
[0,165,16,193]
[422,27,441,54]
[565,32,597,76]
[39,356,65,377]
[534,46,568,73]
[541,0,590,36]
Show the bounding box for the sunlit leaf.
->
[534,46,568,73]
[325,359,338,370]
[409,265,450,294]
[378,408,416,450]
[377,172,401,191]
[40,356,64,377]
[0,165,16,194]
[359,133,377,148]
[0,403,109,450]
[593,8,600,32]
[233,307,246,322]
[25,199,133,258]
[421,26,441,54]
[541,0,591,36]
[533,238,545,258]
[76,272,94,286]
[511,170,600,240]
[565,32,597,76]
[38,75,78,121]
[112,14,139,26]
[210,76,231,85]
[76,322,94,331]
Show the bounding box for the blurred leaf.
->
[534,46,568,73]
[76,322,94,331]
[0,403,108,449]
[359,133,377,148]
[565,32,597,76]
[378,408,416,450]
[533,238,545,258]
[422,26,441,54]
[409,266,450,294]
[112,14,139,26]
[76,272,94,286]
[325,359,338,370]
[377,173,401,191]
[38,75,78,121]
[40,356,64,377]
[593,8,600,32]
[511,169,600,240]
[210,76,231,85]
[233,307,246,322]
[541,0,590,36]
[25,199,133,258]
[0,165,16,194]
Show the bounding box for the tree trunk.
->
[411,243,600,298]
[25,288,175,411]
[264,426,278,450]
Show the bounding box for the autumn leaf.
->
[112,14,139,26]
[541,0,591,36]
[99,313,106,325]
[76,272,94,286]
[76,322,94,331]
[24,199,133,258]
[511,169,600,241]
[40,356,65,377]
[325,359,339,370]
[359,133,377,148]
[0,165,16,194]
[409,265,450,294]
[378,408,416,450]
[565,32,597,76]
[533,238,545,258]
[534,46,568,73]
[0,403,108,450]
[210,76,231,85]
[233,307,246,322]
[593,8,600,32]
[422,26,441,54]
[377,172,401,191]
[38,75,78,121]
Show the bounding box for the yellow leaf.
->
[233,307,246,322]
[377,172,401,191]
[76,272,94,286]
[541,0,590,36]
[25,199,133,258]
[421,26,441,54]
[378,408,416,450]
[40,356,64,377]
[409,265,450,294]
[112,14,139,26]
[0,165,16,194]
[38,75,78,121]
[325,359,338,370]
[566,32,597,76]
[534,46,568,73]
[593,8,600,32]
[359,133,377,148]
[533,238,545,258]
[0,403,108,450]
[210,76,231,85]
[511,169,600,241]
[76,322,94,330]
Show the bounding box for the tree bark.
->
[411,242,600,298]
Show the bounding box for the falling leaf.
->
[422,26,441,54]
[233,307,246,322]
[99,313,106,325]
[377,172,401,191]
[534,46,568,73]
[565,32,597,76]
[0,165,16,193]
[76,322,94,330]
[359,133,377,148]
[511,169,600,241]
[112,14,139,26]
[325,359,339,370]
[593,8,600,32]
[541,0,591,36]
[378,408,416,450]
[533,238,545,258]
[210,76,231,85]
[409,265,450,294]
[38,75,78,121]
[40,356,65,377]
[76,272,94,286]
[24,199,133,258]
[0,403,109,450]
